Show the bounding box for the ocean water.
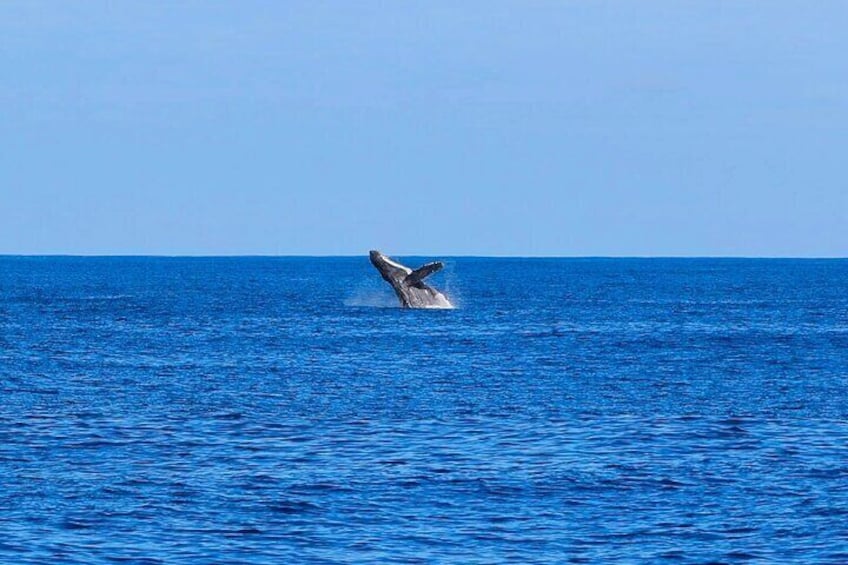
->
[1,257,847,564]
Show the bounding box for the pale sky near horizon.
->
[1,1,846,256]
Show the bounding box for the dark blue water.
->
[2,257,847,563]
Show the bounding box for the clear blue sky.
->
[2,1,846,256]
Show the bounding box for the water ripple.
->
[2,257,847,563]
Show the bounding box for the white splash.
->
[344,289,455,309]
[422,293,455,309]
[343,290,399,308]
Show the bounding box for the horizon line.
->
[2,253,847,260]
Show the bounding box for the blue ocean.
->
[1,257,847,564]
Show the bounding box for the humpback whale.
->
[369,250,453,309]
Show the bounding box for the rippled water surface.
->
[2,257,847,563]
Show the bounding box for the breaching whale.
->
[369,250,453,309]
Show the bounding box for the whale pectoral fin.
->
[405,261,443,285]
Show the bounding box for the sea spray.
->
[343,288,400,308]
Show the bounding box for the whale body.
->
[369,250,452,309]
